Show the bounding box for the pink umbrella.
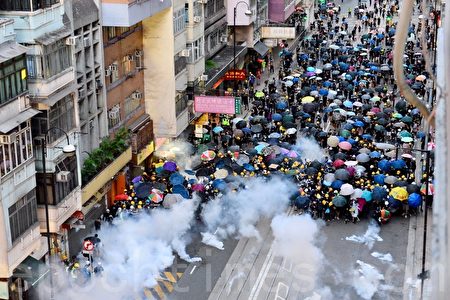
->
[287,150,299,158]
[346,166,356,177]
[370,107,381,113]
[338,141,352,151]
[333,159,345,168]
[192,184,205,192]
[280,147,290,155]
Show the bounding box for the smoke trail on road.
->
[352,260,385,300]
[271,214,324,295]
[345,221,383,249]
[201,177,296,246]
[52,199,200,299]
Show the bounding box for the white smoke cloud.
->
[345,221,383,249]
[271,214,324,295]
[371,252,393,263]
[52,199,200,299]
[352,260,384,300]
[294,136,326,162]
[154,140,198,170]
[201,176,296,244]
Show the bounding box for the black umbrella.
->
[303,103,318,113]
[334,152,348,160]
[375,112,388,119]
[231,162,244,173]
[221,135,232,141]
[236,120,247,129]
[196,167,215,177]
[310,160,323,169]
[394,180,408,187]
[395,100,407,114]
[376,118,388,125]
[335,169,350,181]
[407,183,421,194]
[305,167,318,176]
[251,124,263,133]
[362,104,372,111]
[153,182,167,191]
[135,182,153,199]
[284,122,297,129]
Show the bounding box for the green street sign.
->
[235,97,242,114]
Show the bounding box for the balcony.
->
[7,223,41,274]
[37,187,81,233]
[28,67,75,98]
[81,147,132,204]
[101,0,172,27]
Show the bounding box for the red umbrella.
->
[346,166,356,177]
[115,194,129,201]
[333,159,345,168]
[192,184,205,192]
[338,141,352,151]
[370,107,381,113]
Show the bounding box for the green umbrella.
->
[393,112,403,119]
[374,124,385,132]
[196,144,209,154]
[255,91,265,98]
[332,195,347,207]
[401,116,413,123]
[340,129,351,138]
[282,114,294,123]
[399,130,412,138]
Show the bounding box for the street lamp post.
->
[233,1,252,95]
[41,127,76,299]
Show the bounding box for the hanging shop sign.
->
[261,26,296,39]
[224,69,247,81]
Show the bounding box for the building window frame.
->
[0,54,28,106]
[8,189,38,244]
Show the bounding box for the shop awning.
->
[0,108,41,134]
[129,113,151,132]
[0,41,28,64]
[253,41,270,57]
[205,45,248,89]
[13,256,49,287]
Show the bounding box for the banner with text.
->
[194,96,236,114]
[261,26,296,39]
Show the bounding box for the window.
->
[0,0,59,11]
[209,31,219,52]
[9,189,38,243]
[193,2,202,18]
[0,55,27,105]
[122,55,133,75]
[108,104,121,129]
[188,37,204,63]
[106,27,116,40]
[26,39,71,79]
[174,55,187,76]
[110,61,119,83]
[215,0,224,12]
[0,121,33,177]
[206,0,215,18]
[31,95,75,143]
[124,92,141,117]
[175,93,187,116]
[173,8,186,35]
[36,155,78,206]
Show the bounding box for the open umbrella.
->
[271,113,282,121]
[362,190,373,202]
[172,185,190,198]
[375,143,396,150]
[327,136,340,147]
[115,194,130,201]
[390,187,408,201]
[340,183,355,196]
[335,169,350,181]
[149,189,164,203]
[213,168,229,179]
[213,126,224,134]
[169,172,184,185]
[356,153,370,163]
[201,150,216,161]
[163,193,184,208]
[384,175,398,184]
[134,183,152,199]
[408,193,422,208]
[286,128,297,135]
[163,161,177,172]
[332,195,347,207]
[295,196,311,209]
[338,141,352,150]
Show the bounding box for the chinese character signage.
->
[194,96,236,114]
[224,69,247,81]
[235,97,242,114]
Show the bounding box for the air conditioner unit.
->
[109,64,118,71]
[132,91,142,99]
[96,79,103,90]
[56,171,71,183]
[66,36,77,46]
[18,95,30,111]
[135,49,143,57]
[108,110,119,119]
[79,89,86,98]
[198,0,208,3]
[193,16,202,23]
[105,69,111,76]
[0,134,15,144]
[89,119,95,129]
[220,36,228,43]
[180,49,191,57]
[200,74,209,81]
[83,37,91,47]
[126,54,134,61]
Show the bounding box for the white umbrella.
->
[286,128,297,135]
[284,75,294,80]
[329,44,340,50]
[351,188,364,199]
[344,160,358,166]
[375,143,396,150]
[340,183,355,196]
[163,194,184,208]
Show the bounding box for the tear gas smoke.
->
[352,260,384,300]
[294,136,326,162]
[201,177,296,245]
[371,252,393,263]
[345,221,383,249]
[53,199,199,299]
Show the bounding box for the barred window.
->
[174,55,187,76]
[173,8,186,35]
[0,121,33,177]
[9,189,38,243]
[187,37,204,63]
[26,39,71,79]
[0,54,27,105]
[108,104,121,129]
[124,92,141,117]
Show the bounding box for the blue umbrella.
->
[347,138,357,145]
[391,159,407,170]
[338,136,346,142]
[323,81,332,87]
[213,126,224,134]
[323,107,333,113]
[242,127,252,134]
[388,28,396,36]
[354,120,364,127]
[343,100,353,108]
[295,196,311,209]
[376,33,384,39]
[272,113,282,121]
[388,196,402,208]
[243,163,255,172]
[331,180,344,189]
[362,190,373,202]
[212,179,227,191]
[362,134,373,140]
[342,123,353,130]
[345,74,353,80]
[169,172,184,185]
[306,66,315,72]
[319,89,329,96]
[372,186,388,202]
[374,174,386,185]
[369,151,381,158]
[408,193,422,208]
[276,101,288,110]
[268,132,281,139]
[378,159,391,172]
[370,65,379,71]
[172,185,190,198]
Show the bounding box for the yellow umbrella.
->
[301,96,315,103]
[389,187,409,201]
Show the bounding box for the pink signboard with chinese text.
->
[194,96,236,114]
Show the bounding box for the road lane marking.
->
[161,280,174,293]
[177,272,183,279]
[144,288,155,299]
[153,284,165,299]
[249,246,274,300]
[281,258,292,273]
[190,265,197,274]
[164,272,177,283]
[275,282,289,300]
